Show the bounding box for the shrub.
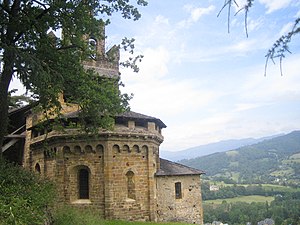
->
[0,159,55,225]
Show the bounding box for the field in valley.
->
[204,195,274,204]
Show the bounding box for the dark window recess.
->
[126,171,136,199]
[175,182,182,199]
[35,163,41,174]
[79,169,89,199]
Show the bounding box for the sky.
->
[10,0,300,152]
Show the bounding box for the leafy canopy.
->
[0,0,148,153]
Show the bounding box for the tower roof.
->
[156,158,205,176]
[62,110,167,129]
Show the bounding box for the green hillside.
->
[180,131,300,185]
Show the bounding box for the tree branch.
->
[31,0,50,10]
[13,6,52,42]
[0,3,11,14]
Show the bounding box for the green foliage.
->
[202,182,279,201]
[0,159,55,225]
[204,192,300,224]
[205,195,274,204]
[0,0,147,156]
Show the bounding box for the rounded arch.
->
[126,170,136,200]
[63,146,71,154]
[123,144,130,153]
[113,144,120,153]
[141,145,148,159]
[35,163,41,174]
[132,145,140,153]
[142,145,148,153]
[74,145,82,154]
[96,144,104,154]
[84,145,93,153]
[72,165,91,200]
[88,37,97,59]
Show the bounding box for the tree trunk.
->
[0,0,20,159]
[0,49,15,159]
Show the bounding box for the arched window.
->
[78,168,89,199]
[175,182,182,199]
[88,38,97,60]
[126,171,135,200]
[35,163,41,174]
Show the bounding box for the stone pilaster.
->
[104,141,114,219]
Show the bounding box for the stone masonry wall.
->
[156,175,204,224]
[27,126,162,221]
[101,138,159,221]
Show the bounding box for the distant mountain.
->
[161,134,283,161]
[179,131,300,185]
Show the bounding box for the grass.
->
[91,221,193,225]
[53,206,194,225]
[261,184,298,192]
[270,168,294,176]
[204,195,274,204]
[290,152,300,159]
[210,182,299,192]
[226,151,239,157]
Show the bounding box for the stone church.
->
[3,30,205,224]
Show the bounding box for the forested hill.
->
[179,131,300,185]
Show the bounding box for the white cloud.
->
[247,17,264,32]
[190,5,215,22]
[160,53,300,151]
[118,1,300,152]
[234,103,261,111]
[279,22,294,36]
[179,5,215,28]
[296,9,300,17]
[229,39,258,52]
[241,53,300,101]
[259,0,293,13]
[154,15,169,25]
[121,46,220,118]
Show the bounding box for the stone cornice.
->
[30,128,164,149]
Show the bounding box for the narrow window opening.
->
[88,38,97,60]
[126,171,135,200]
[78,169,89,199]
[175,182,182,199]
[35,163,41,174]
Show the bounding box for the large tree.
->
[0,0,147,157]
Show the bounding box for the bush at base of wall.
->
[0,159,55,225]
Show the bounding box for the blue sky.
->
[106,0,300,152]
[10,0,300,152]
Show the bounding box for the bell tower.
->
[83,26,120,79]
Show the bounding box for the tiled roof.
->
[156,158,205,176]
[63,110,167,128]
[8,104,33,115]
[119,111,166,128]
